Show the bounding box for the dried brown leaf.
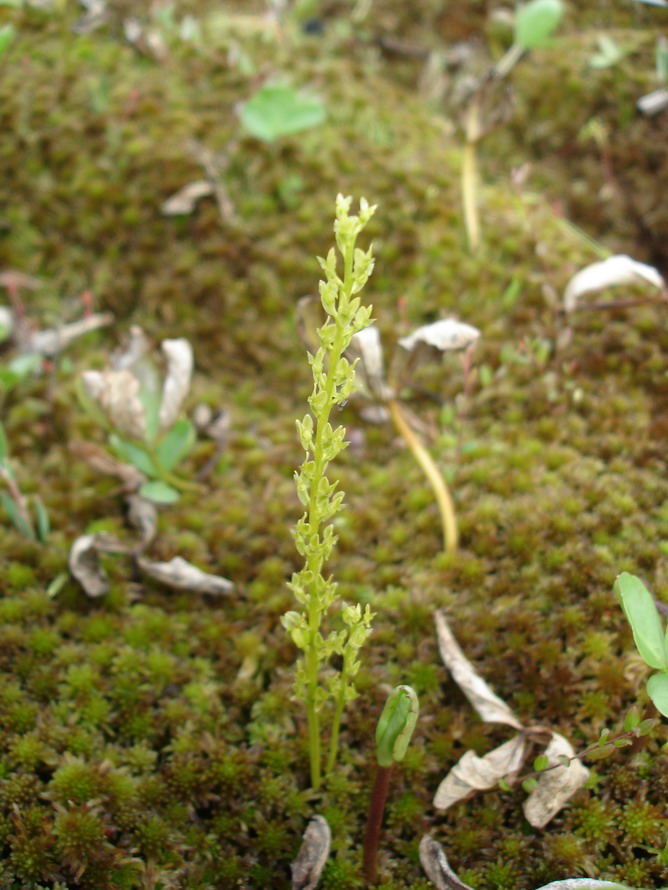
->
[434,610,523,728]
[137,556,233,595]
[433,735,526,810]
[522,733,589,828]
[161,180,215,216]
[418,837,474,890]
[69,440,146,489]
[291,816,331,890]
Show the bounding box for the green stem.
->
[145,447,201,493]
[494,42,524,79]
[325,662,349,777]
[304,239,355,790]
[388,399,458,554]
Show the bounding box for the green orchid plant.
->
[79,327,198,504]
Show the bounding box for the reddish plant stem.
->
[363,764,394,885]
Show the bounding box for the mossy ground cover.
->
[0,2,667,888]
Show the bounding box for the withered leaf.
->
[161,180,215,216]
[433,734,526,810]
[68,534,109,598]
[82,369,147,441]
[347,326,393,401]
[69,440,146,489]
[159,338,193,431]
[563,255,665,313]
[291,816,331,890]
[398,319,480,354]
[523,733,589,829]
[137,556,234,595]
[434,610,523,728]
[125,494,157,549]
[418,837,474,890]
[26,312,113,357]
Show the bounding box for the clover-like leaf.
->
[514,0,564,50]
[240,84,326,142]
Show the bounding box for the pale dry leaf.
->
[418,837,475,890]
[0,307,14,339]
[82,369,147,440]
[111,325,150,372]
[434,610,523,728]
[523,732,589,828]
[563,255,665,313]
[137,556,234,595]
[536,882,630,889]
[433,734,526,810]
[291,815,331,890]
[161,180,215,216]
[69,440,146,489]
[27,312,113,357]
[398,319,481,353]
[125,495,157,548]
[68,534,109,598]
[637,87,668,116]
[159,338,193,431]
[347,326,393,401]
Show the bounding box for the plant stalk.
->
[462,100,481,253]
[325,662,349,777]
[363,764,394,885]
[387,399,458,553]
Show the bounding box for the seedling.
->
[282,195,375,790]
[79,328,198,504]
[363,685,419,885]
[239,83,326,142]
[614,572,668,718]
[0,421,49,542]
[460,0,564,251]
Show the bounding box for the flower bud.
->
[375,685,419,768]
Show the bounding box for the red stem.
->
[363,764,394,885]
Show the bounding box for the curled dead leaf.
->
[25,312,113,357]
[563,255,665,313]
[347,326,393,401]
[69,440,146,489]
[82,369,148,440]
[137,556,234,595]
[159,338,193,431]
[434,610,522,728]
[418,837,474,890]
[433,735,526,810]
[522,733,589,829]
[291,816,331,890]
[68,534,110,598]
[161,180,215,216]
[125,495,157,549]
[397,319,481,354]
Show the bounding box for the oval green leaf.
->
[109,434,157,477]
[514,0,564,50]
[240,84,326,142]
[647,672,668,718]
[139,480,180,505]
[156,419,195,471]
[614,573,667,670]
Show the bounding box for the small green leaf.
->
[514,0,564,50]
[0,24,15,57]
[623,706,641,732]
[0,491,33,538]
[556,754,571,768]
[240,84,326,142]
[521,777,539,793]
[613,737,633,748]
[156,419,195,471]
[0,422,8,461]
[498,777,511,791]
[46,571,68,599]
[533,755,549,772]
[33,495,49,543]
[647,672,668,718]
[586,743,615,761]
[614,573,668,670]
[109,434,157,477]
[636,718,658,735]
[139,480,180,504]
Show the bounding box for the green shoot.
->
[614,572,668,717]
[283,195,376,790]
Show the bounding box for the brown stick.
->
[362,764,394,886]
